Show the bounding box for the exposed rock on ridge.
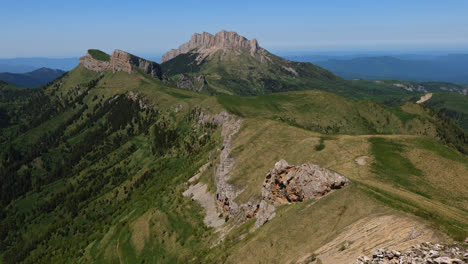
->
[197,111,243,218]
[109,50,162,79]
[253,160,349,228]
[79,50,162,79]
[79,51,110,72]
[263,159,349,205]
[161,30,263,63]
[189,112,350,232]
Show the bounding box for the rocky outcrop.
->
[79,51,110,72]
[191,110,350,230]
[250,160,349,228]
[355,242,467,264]
[197,111,243,218]
[79,50,162,79]
[109,50,161,79]
[176,74,206,92]
[161,30,263,63]
[263,160,349,205]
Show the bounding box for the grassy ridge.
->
[88,49,111,62]
[422,92,468,130]
[1,64,467,263]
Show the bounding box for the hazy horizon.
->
[2,0,468,58]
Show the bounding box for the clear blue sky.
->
[2,0,468,58]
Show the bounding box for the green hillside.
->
[161,49,405,98]
[422,92,468,130]
[0,56,467,264]
[88,49,111,61]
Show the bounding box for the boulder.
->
[262,159,349,205]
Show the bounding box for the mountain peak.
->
[161,30,262,63]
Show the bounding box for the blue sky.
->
[1,0,468,58]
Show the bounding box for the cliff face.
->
[79,51,110,72]
[161,30,263,63]
[79,50,162,79]
[110,50,162,79]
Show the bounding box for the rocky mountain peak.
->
[79,49,161,79]
[161,30,263,63]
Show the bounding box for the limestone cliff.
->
[161,30,263,63]
[79,49,162,79]
[79,51,110,72]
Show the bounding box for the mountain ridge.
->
[0,67,66,88]
[79,49,162,79]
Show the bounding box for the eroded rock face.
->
[176,74,206,92]
[79,50,162,79]
[110,50,162,79]
[244,160,349,228]
[263,160,349,205]
[161,30,263,63]
[79,52,110,72]
[197,111,243,218]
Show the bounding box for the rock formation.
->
[161,30,263,63]
[79,49,162,79]
[263,160,349,205]
[109,50,161,79]
[248,160,349,227]
[176,74,206,92]
[79,51,110,72]
[197,111,243,218]
[355,242,467,264]
[189,111,350,231]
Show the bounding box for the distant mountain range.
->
[284,54,468,83]
[0,57,78,73]
[0,67,66,88]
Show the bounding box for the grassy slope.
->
[422,92,468,130]
[1,66,467,263]
[0,66,224,263]
[217,91,468,154]
[161,51,468,131]
[88,49,111,62]
[201,118,467,263]
[161,50,421,104]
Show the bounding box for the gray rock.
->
[197,111,243,218]
[254,200,276,228]
[356,242,467,264]
[161,30,263,63]
[262,160,349,205]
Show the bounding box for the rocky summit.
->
[79,49,162,79]
[161,30,262,63]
